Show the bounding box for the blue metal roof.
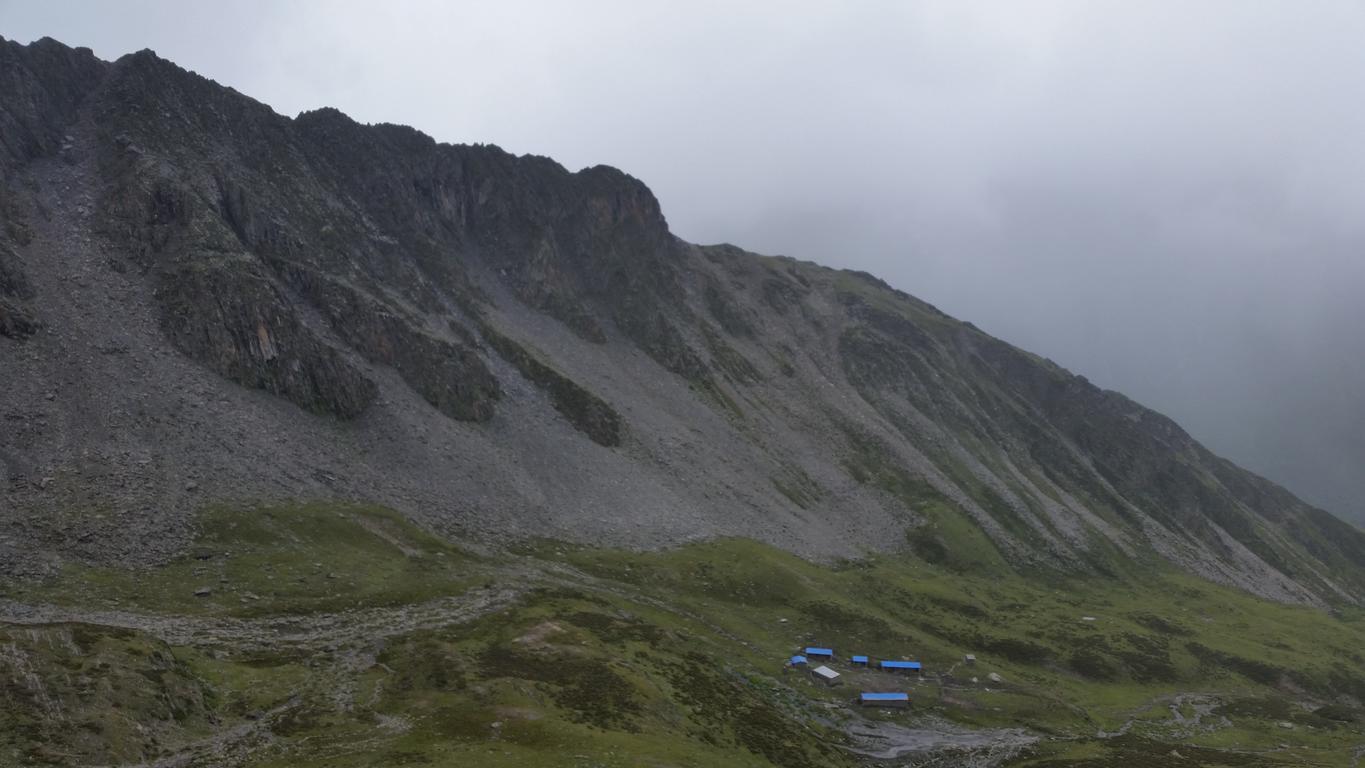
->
[879,660,922,670]
[805,647,834,656]
[851,655,869,663]
[860,692,909,701]
[790,655,808,665]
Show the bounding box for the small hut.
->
[810,665,841,687]
[789,655,808,667]
[804,647,835,660]
[851,655,870,667]
[859,692,910,709]
[964,654,976,665]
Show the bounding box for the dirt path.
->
[0,584,522,653]
[843,717,1037,767]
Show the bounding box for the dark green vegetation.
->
[4,502,1364,767]
[0,624,214,765]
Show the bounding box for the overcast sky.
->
[5,1,1364,522]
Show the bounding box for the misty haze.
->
[3,3,1365,766]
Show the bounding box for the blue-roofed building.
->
[805,647,834,659]
[859,692,910,708]
[879,660,922,673]
[851,655,869,666]
[789,655,808,666]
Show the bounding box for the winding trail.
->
[0,584,523,653]
[1096,692,1229,741]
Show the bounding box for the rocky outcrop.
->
[0,241,38,339]
[279,266,499,422]
[291,107,710,383]
[481,323,621,446]
[156,256,377,418]
[0,294,37,339]
[0,37,105,179]
[0,38,106,340]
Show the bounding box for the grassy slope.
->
[2,502,1364,767]
[9,502,484,617]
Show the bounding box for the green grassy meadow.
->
[2,502,1364,767]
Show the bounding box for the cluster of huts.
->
[786,646,923,708]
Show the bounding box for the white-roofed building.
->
[810,665,841,687]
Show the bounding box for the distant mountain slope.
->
[2,36,1363,606]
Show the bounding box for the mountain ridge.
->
[2,36,1364,608]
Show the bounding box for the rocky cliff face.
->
[3,36,1364,605]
